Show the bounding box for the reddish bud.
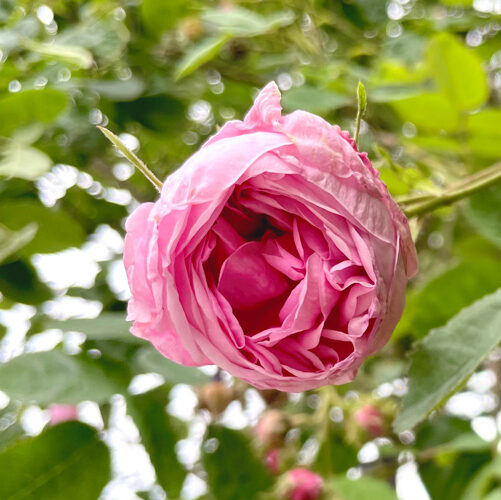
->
[265,448,280,474]
[354,404,384,437]
[255,410,290,449]
[284,468,323,500]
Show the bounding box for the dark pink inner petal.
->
[193,178,378,376]
[217,241,290,310]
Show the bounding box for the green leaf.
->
[44,312,142,343]
[0,350,128,404]
[0,224,37,265]
[396,258,501,338]
[392,93,460,132]
[134,346,211,385]
[0,89,68,136]
[140,0,187,37]
[203,425,273,500]
[0,421,110,500]
[128,388,186,498]
[461,456,501,500]
[484,489,501,500]
[468,186,501,248]
[313,424,358,475]
[281,86,351,114]
[0,142,52,180]
[427,33,488,111]
[467,109,501,159]
[394,288,501,432]
[0,200,85,256]
[331,476,398,500]
[0,260,52,305]
[79,77,145,101]
[201,7,295,37]
[175,35,230,80]
[23,39,94,69]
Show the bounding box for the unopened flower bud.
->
[354,404,384,438]
[282,468,323,500]
[255,409,290,449]
[196,381,236,417]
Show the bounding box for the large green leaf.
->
[128,388,186,498]
[461,456,501,500]
[427,32,488,111]
[140,0,187,36]
[0,89,68,136]
[23,39,93,69]
[175,35,230,80]
[0,350,128,404]
[331,476,398,500]
[282,86,351,114]
[392,93,460,132]
[394,288,501,432]
[468,186,501,248]
[203,425,272,500]
[0,142,52,180]
[0,224,37,265]
[134,346,211,385]
[313,423,358,475]
[45,312,141,343]
[0,260,52,305]
[0,422,110,500]
[396,258,501,338]
[201,7,294,37]
[0,200,85,256]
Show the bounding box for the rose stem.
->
[353,81,367,147]
[403,161,501,218]
[97,126,163,193]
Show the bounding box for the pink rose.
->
[285,468,323,500]
[48,404,79,425]
[124,82,417,392]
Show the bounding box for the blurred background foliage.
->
[0,0,501,499]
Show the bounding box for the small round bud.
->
[265,448,280,474]
[196,381,236,417]
[283,468,323,500]
[354,404,384,438]
[255,410,290,449]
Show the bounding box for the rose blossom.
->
[284,468,323,500]
[124,82,417,392]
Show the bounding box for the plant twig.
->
[403,162,501,218]
[97,126,163,193]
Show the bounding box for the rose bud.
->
[259,389,289,408]
[48,404,79,425]
[282,468,324,500]
[354,404,385,438]
[196,381,236,417]
[265,448,281,474]
[255,409,290,449]
[124,82,417,392]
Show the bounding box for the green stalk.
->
[97,126,163,193]
[403,162,501,218]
